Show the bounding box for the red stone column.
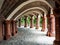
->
[0,15,5,41]
[41,15,47,31]
[46,15,51,36]
[24,16,28,27]
[4,20,11,40]
[45,15,47,31]
[47,14,55,37]
[53,8,60,45]
[14,21,18,33]
[50,14,55,36]
[54,17,60,45]
[36,15,40,29]
[18,19,21,27]
[30,15,34,28]
[15,21,18,33]
[10,21,12,36]
[11,20,16,36]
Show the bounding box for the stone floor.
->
[0,26,55,45]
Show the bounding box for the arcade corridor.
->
[0,0,60,45]
[0,27,55,45]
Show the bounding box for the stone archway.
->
[0,0,57,45]
[6,0,54,20]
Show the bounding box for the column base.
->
[36,28,39,29]
[12,33,15,36]
[16,31,17,33]
[15,28,18,33]
[46,32,55,37]
[41,29,45,32]
[36,27,39,29]
[53,40,60,45]
[3,35,11,40]
[24,26,27,27]
[30,27,33,28]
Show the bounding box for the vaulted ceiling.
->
[0,0,60,20]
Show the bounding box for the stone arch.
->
[16,11,43,20]
[6,0,53,20]
[14,7,47,20]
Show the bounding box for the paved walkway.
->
[0,26,55,45]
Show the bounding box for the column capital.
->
[4,20,11,24]
[24,16,28,20]
[47,15,50,18]
[30,16,34,20]
[53,8,60,17]
[24,16,28,17]
[50,14,55,19]
[11,20,16,24]
[30,15,34,17]
[36,15,40,18]
[47,14,55,19]
[18,19,21,21]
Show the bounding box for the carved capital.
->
[53,8,60,17]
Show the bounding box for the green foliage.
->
[40,17,42,24]
[21,16,43,25]
[21,17,25,24]
[34,17,36,24]
[27,16,30,24]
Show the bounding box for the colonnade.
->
[18,14,55,37]
[1,8,60,45]
[3,20,18,40]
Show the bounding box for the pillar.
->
[30,15,34,28]
[54,8,60,45]
[15,21,18,33]
[24,16,28,27]
[50,14,55,36]
[41,15,47,31]
[0,15,5,41]
[36,15,40,29]
[47,14,55,37]
[4,20,11,40]
[46,15,51,36]
[18,19,21,27]
[11,20,16,36]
